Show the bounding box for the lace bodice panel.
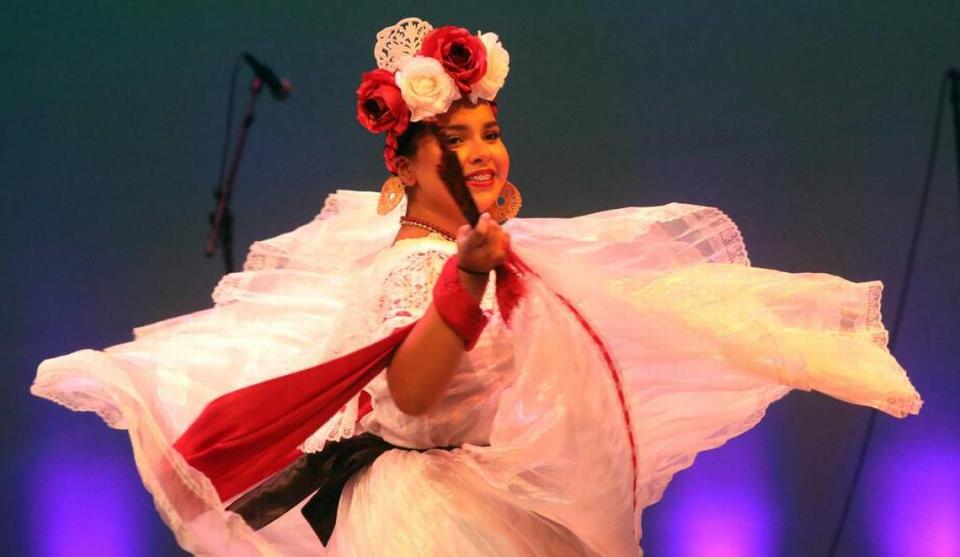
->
[300,234,516,452]
[360,236,516,449]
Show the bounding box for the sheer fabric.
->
[32,190,921,556]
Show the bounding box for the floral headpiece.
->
[355,17,510,174]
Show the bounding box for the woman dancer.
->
[32,17,922,556]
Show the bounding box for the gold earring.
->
[488,181,522,223]
[378,176,407,215]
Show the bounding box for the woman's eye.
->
[485,131,501,141]
[445,135,463,145]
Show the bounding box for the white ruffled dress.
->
[32,190,922,556]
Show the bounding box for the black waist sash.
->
[225,433,457,545]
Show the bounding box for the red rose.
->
[418,26,487,94]
[356,69,410,135]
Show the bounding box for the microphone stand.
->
[205,76,264,274]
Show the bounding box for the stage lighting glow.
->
[674,486,777,557]
[866,439,959,557]
[30,435,144,557]
[653,435,779,557]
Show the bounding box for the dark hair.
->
[393,98,499,160]
[395,121,429,159]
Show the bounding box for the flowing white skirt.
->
[31,191,921,556]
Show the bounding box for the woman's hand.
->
[456,212,511,274]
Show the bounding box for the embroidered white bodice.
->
[301,234,516,452]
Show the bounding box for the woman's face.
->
[398,101,510,220]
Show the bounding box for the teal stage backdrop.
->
[3,2,958,555]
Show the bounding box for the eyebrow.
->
[440,121,499,131]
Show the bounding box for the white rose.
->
[469,32,510,103]
[395,55,462,122]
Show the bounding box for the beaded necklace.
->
[398,216,457,242]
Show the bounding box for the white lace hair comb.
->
[373,17,434,71]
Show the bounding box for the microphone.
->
[242,52,292,100]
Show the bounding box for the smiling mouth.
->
[465,172,496,188]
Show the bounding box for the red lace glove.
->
[432,255,490,350]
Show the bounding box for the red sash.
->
[174,252,528,501]
[173,323,415,501]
